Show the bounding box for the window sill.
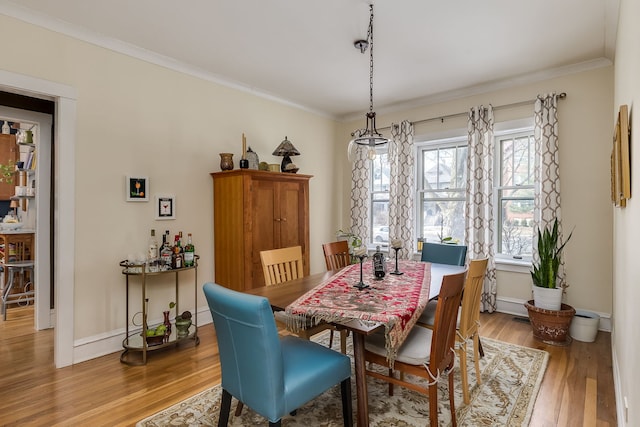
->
[495,258,531,274]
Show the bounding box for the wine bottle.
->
[372,245,386,279]
[184,233,195,267]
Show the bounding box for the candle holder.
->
[354,254,369,290]
[390,246,404,275]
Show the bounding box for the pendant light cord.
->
[367,4,374,115]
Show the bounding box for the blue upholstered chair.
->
[203,282,353,427]
[421,242,467,266]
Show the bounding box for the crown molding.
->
[341,57,613,122]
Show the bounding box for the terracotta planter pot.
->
[524,300,576,345]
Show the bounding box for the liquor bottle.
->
[171,234,184,269]
[372,245,386,279]
[160,231,172,269]
[184,233,195,267]
[147,229,159,271]
[147,229,158,260]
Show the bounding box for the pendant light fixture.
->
[348,4,390,161]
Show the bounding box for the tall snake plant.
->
[531,218,573,289]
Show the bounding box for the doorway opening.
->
[0,95,53,331]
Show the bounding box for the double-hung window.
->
[370,152,390,245]
[495,129,535,261]
[417,138,467,244]
[366,124,536,260]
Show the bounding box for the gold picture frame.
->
[612,105,631,207]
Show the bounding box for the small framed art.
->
[126,176,149,202]
[155,195,176,220]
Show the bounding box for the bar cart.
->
[119,255,200,365]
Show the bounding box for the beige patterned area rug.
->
[137,333,548,426]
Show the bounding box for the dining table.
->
[244,260,466,426]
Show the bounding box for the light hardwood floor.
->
[0,306,616,426]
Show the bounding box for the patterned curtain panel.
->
[533,93,567,287]
[466,105,497,312]
[350,130,372,247]
[389,121,415,259]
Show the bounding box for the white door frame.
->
[0,69,76,368]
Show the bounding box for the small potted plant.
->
[525,218,576,344]
[530,218,572,310]
[175,310,193,338]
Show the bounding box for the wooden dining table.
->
[244,261,466,426]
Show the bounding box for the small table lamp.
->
[272,136,300,172]
[9,199,19,217]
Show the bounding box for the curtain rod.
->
[381,92,567,132]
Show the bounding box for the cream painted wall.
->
[0,15,337,340]
[0,10,620,371]
[612,0,639,425]
[337,66,614,317]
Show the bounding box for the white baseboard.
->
[69,297,611,364]
[72,307,213,364]
[612,334,625,426]
[495,296,612,332]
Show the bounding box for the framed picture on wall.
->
[155,195,175,220]
[618,105,631,201]
[611,105,631,208]
[126,176,149,202]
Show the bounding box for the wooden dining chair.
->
[321,241,351,353]
[416,258,489,404]
[363,272,465,427]
[322,240,351,270]
[260,246,338,346]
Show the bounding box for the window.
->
[495,129,535,261]
[370,152,389,244]
[417,138,467,245]
[367,124,536,260]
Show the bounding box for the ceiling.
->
[1,0,619,120]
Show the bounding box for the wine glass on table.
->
[353,246,369,290]
[390,238,404,276]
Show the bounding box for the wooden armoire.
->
[211,169,311,291]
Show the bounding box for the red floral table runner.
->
[285,260,431,364]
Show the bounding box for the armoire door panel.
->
[278,182,303,249]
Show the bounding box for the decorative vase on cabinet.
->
[211,169,311,291]
[219,153,234,171]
